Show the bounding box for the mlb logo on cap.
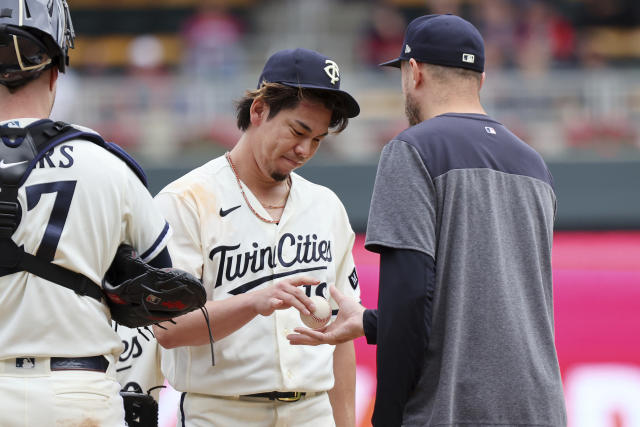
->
[462,53,475,64]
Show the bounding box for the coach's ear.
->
[249,97,269,127]
[408,58,423,89]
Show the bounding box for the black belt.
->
[243,391,306,402]
[50,356,109,372]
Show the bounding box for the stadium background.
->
[56,1,640,426]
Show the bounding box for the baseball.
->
[300,296,332,329]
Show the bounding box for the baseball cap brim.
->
[378,57,402,68]
[279,81,360,118]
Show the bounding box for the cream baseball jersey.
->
[115,324,165,401]
[0,118,171,361]
[155,155,361,395]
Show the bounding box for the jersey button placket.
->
[274,230,297,389]
[272,229,286,388]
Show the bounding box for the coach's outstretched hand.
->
[287,285,366,346]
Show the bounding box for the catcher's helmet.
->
[0,0,75,88]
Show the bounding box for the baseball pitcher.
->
[153,49,362,427]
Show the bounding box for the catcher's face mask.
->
[0,0,76,87]
[0,24,52,77]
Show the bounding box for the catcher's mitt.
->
[103,244,207,328]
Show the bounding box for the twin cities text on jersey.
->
[209,233,332,294]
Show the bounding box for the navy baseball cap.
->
[257,48,360,118]
[380,14,485,72]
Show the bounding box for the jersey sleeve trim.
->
[139,221,171,262]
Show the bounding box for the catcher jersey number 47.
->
[0,118,171,361]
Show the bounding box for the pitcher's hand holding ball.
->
[289,286,366,346]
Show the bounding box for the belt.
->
[242,391,310,402]
[49,356,109,372]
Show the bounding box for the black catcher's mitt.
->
[103,244,207,328]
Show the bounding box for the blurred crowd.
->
[65,0,640,74]
[55,0,640,161]
[359,0,640,73]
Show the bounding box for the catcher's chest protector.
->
[0,119,147,300]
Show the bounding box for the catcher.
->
[0,1,205,426]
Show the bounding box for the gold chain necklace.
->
[261,179,290,209]
[225,152,291,224]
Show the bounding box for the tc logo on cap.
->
[462,53,475,64]
[324,59,340,85]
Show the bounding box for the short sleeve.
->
[154,191,204,280]
[123,171,171,262]
[365,140,437,258]
[331,202,361,305]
